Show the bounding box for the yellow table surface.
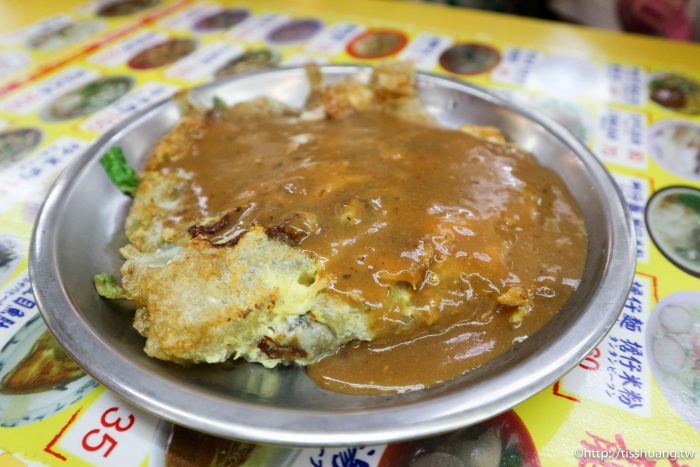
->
[0,1,699,466]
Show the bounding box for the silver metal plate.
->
[30,65,636,446]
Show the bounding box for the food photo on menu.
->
[0,0,699,466]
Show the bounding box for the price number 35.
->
[80,407,135,458]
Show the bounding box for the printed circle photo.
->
[645,185,700,278]
[439,43,501,76]
[346,30,409,59]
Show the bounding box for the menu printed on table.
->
[0,234,22,287]
[293,446,385,467]
[398,33,452,69]
[57,390,158,465]
[613,173,651,263]
[285,54,328,66]
[0,137,87,212]
[304,22,364,55]
[524,55,604,100]
[0,15,72,47]
[0,274,37,349]
[88,31,168,67]
[0,2,697,465]
[227,13,289,42]
[606,63,647,107]
[596,107,647,169]
[0,67,100,115]
[0,51,30,82]
[157,2,221,30]
[266,19,324,45]
[560,275,653,416]
[165,42,244,81]
[79,82,179,134]
[491,47,542,86]
[11,138,85,183]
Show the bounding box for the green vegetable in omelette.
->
[94,272,125,299]
[100,147,139,195]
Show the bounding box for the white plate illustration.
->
[0,315,99,427]
[646,291,700,430]
[648,120,700,182]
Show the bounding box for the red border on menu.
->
[44,408,82,461]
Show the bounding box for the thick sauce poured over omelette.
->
[160,109,587,394]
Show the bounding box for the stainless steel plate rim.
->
[30,65,636,446]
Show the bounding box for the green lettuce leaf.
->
[100,147,139,195]
[94,272,126,300]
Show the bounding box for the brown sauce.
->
[307,275,574,394]
[160,109,587,394]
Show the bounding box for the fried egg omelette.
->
[98,63,587,389]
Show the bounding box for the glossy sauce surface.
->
[160,109,587,394]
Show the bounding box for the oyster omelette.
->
[96,63,587,393]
